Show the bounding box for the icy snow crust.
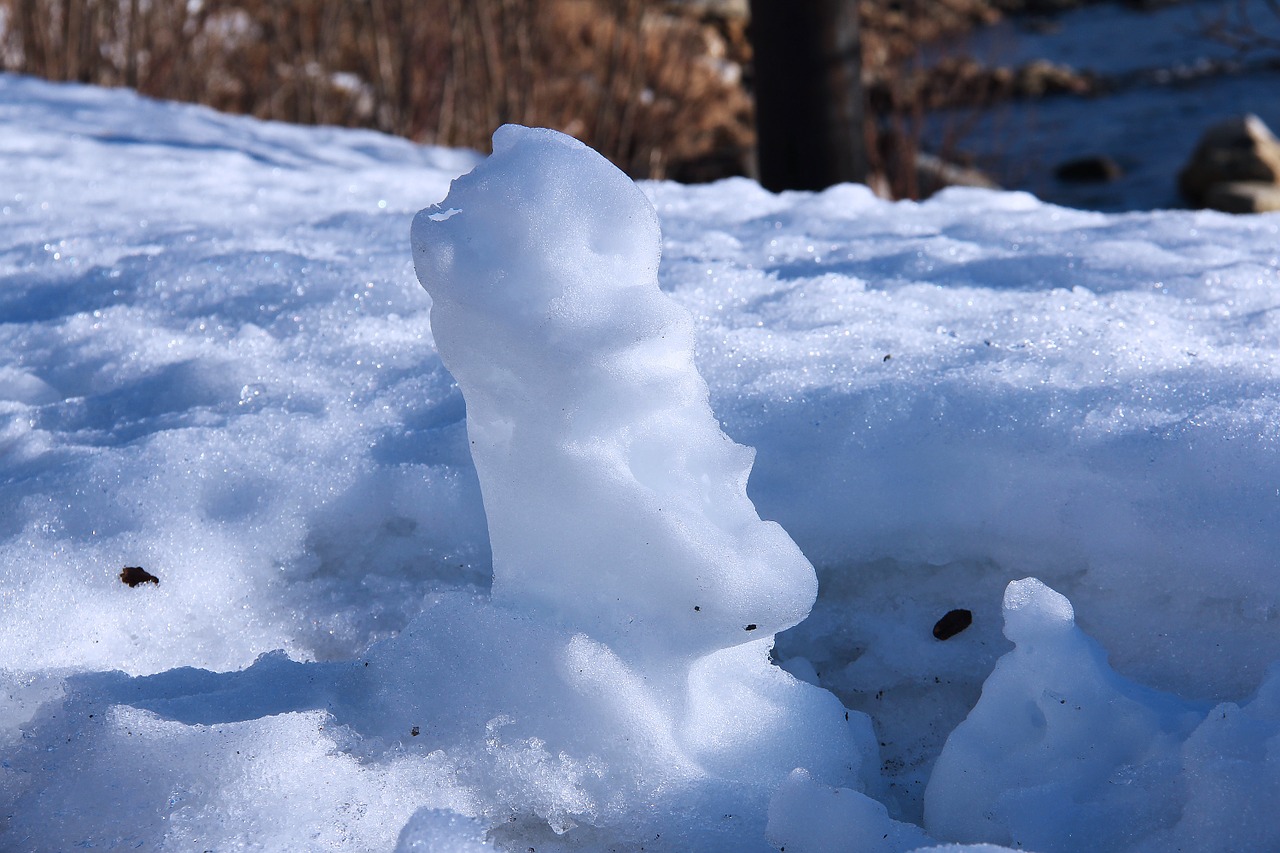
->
[2,75,1279,850]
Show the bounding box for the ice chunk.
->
[411,125,818,667]
[924,579,1207,851]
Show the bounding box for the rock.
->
[1179,114,1280,208]
[905,56,1092,112]
[1015,59,1091,97]
[665,0,747,17]
[1203,181,1280,214]
[916,152,1002,197]
[1055,155,1123,183]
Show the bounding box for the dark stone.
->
[933,608,972,640]
[1179,114,1280,208]
[1203,181,1280,214]
[1055,155,1123,183]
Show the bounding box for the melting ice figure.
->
[406,125,866,830]
[412,125,815,665]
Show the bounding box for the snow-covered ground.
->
[2,73,1279,851]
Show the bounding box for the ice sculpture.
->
[412,125,818,667]
[406,126,866,826]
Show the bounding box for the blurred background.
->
[1,0,1277,210]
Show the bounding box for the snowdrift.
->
[2,74,1279,851]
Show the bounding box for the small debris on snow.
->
[932,609,972,641]
[119,566,159,587]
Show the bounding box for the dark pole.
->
[749,0,866,192]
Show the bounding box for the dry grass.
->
[0,0,1029,196]
[858,0,1006,198]
[0,0,753,180]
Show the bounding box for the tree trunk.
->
[749,0,865,191]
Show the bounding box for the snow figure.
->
[924,578,1205,852]
[408,125,866,824]
[412,125,815,667]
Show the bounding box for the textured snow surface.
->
[2,75,1279,851]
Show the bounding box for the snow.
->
[2,73,1280,851]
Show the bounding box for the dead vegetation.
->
[0,0,1058,196]
[0,0,753,181]
[1199,0,1280,55]
[859,0,1005,198]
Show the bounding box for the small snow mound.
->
[767,768,933,853]
[924,579,1280,852]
